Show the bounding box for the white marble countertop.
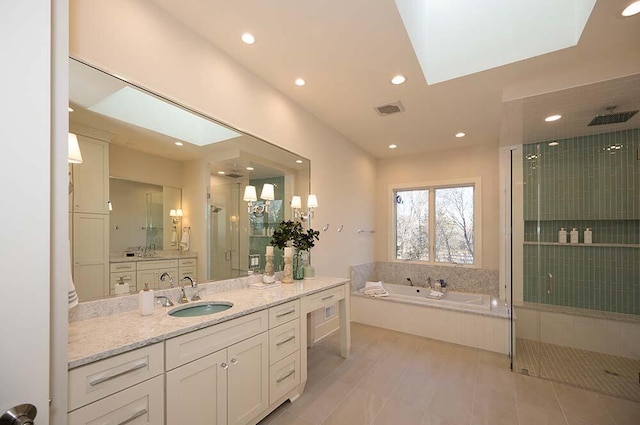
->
[68,276,348,369]
[109,251,197,263]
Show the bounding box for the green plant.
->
[270,220,319,252]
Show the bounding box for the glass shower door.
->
[208,182,242,280]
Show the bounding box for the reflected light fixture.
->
[244,183,275,216]
[108,201,113,211]
[549,141,559,147]
[291,194,319,221]
[68,133,83,164]
[68,106,74,112]
[388,144,398,149]
[170,208,183,224]
[175,141,184,146]
[455,132,466,138]
[295,159,303,164]
[622,1,640,16]
[295,78,306,87]
[545,114,562,122]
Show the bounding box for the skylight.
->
[88,86,240,146]
[395,0,597,85]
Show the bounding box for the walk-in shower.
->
[503,74,640,402]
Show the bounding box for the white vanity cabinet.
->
[67,343,164,425]
[178,257,197,281]
[136,259,178,291]
[165,311,269,425]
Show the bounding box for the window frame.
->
[389,178,482,268]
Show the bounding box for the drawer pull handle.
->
[89,362,148,386]
[115,265,131,270]
[117,408,147,425]
[275,309,296,318]
[276,336,296,346]
[276,370,295,383]
[321,295,335,301]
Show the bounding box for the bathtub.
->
[352,283,510,354]
[379,283,491,311]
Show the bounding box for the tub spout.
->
[406,278,414,286]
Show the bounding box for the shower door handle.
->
[224,250,232,262]
[547,273,553,295]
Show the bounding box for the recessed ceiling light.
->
[246,166,254,171]
[545,114,562,122]
[391,75,406,85]
[388,144,398,149]
[241,33,255,44]
[295,78,306,87]
[549,141,559,147]
[622,1,640,16]
[455,132,466,138]
[68,106,74,112]
[295,159,303,164]
[174,141,184,146]
[217,171,225,175]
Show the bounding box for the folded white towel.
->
[180,229,190,251]
[427,290,444,299]
[365,281,383,289]
[364,288,386,295]
[369,290,389,298]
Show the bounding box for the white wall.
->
[69,0,376,279]
[110,144,183,188]
[375,143,500,270]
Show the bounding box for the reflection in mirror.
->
[69,58,310,302]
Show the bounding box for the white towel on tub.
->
[361,282,389,297]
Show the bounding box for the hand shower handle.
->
[547,273,553,295]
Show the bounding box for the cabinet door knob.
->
[230,358,239,365]
[220,362,228,369]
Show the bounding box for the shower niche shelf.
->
[523,241,639,248]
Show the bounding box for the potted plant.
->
[271,220,320,279]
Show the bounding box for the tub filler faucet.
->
[406,278,415,286]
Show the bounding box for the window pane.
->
[435,186,474,264]
[395,189,429,261]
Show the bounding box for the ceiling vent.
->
[374,101,405,117]
[588,106,638,126]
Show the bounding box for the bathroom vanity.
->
[67,277,350,425]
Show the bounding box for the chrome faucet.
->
[159,272,174,288]
[155,295,174,307]
[182,276,201,301]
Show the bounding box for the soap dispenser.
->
[139,283,154,316]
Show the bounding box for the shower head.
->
[211,205,223,213]
[225,171,244,178]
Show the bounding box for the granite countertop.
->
[109,251,198,263]
[68,276,348,369]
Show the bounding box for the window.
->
[393,182,478,265]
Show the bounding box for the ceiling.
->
[148,0,640,158]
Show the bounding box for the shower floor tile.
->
[514,338,640,402]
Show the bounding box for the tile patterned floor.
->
[259,323,640,425]
[514,338,640,402]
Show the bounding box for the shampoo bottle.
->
[139,283,154,316]
[584,228,592,244]
[558,228,567,243]
[570,228,579,244]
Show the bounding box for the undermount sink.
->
[168,301,233,318]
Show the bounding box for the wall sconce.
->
[68,133,83,164]
[244,183,275,217]
[291,194,318,221]
[170,208,183,224]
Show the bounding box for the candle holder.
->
[283,254,293,283]
[263,254,275,284]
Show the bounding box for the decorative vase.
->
[303,263,315,279]
[263,254,275,284]
[293,250,305,280]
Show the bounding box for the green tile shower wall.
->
[248,176,285,269]
[522,128,640,315]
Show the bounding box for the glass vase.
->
[293,250,305,280]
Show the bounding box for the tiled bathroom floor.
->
[514,338,640,403]
[259,323,640,425]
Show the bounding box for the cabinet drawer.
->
[68,374,164,425]
[269,319,300,365]
[165,310,268,370]
[268,299,300,329]
[302,286,344,313]
[110,262,136,272]
[178,258,197,267]
[178,266,196,279]
[136,259,178,271]
[269,351,300,405]
[68,343,164,411]
[110,272,136,295]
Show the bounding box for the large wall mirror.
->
[69,58,310,302]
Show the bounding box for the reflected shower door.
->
[209,182,242,280]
